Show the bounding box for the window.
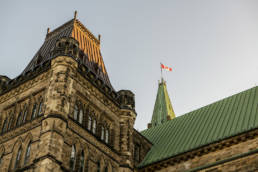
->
[2,118,8,133]
[32,104,37,119]
[101,126,105,141]
[105,129,109,144]
[38,101,43,116]
[0,154,2,165]
[14,147,22,169]
[79,109,83,124]
[134,144,140,162]
[70,145,76,170]
[74,105,79,121]
[97,161,101,172]
[24,142,31,165]
[92,119,96,134]
[79,151,85,172]
[17,112,23,126]
[8,115,14,131]
[88,116,92,130]
[23,107,28,123]
[105,166,108,172]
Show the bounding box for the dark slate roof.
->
[139,86,258,168]
[22,19,114,91]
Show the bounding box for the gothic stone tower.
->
[0,14,151,172]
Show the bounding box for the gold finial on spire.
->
[74,10,78,19]
[98,34,101,42]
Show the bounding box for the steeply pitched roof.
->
[22,18,114,90]
[150,79,176,127]
[139,86,258,168]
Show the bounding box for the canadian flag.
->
[161,63,172,71]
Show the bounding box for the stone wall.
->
[148,130,258,172]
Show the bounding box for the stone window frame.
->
[70,144,76,171]
[78,150,85,172]
[24,141,31,165]
[134,143,141,163]
[86,108,97,135]
[73,100,85,126]
[8,112,14,131]
[22,104,28,124]
[37,96,44,116]
[1,117,8,134]
[14,146,22,169]
[16,111,23,127]
[99,122,110,144]
[0,145,4,166]
[31,103,38,120]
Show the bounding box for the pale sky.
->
[0,0,258,131]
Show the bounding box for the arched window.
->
[105,129,109,144]
[74,105,79,121]
[23,107,28,123]
[38,100,43,116]
[88,116,92,131]
[92,119,96,134]
[97,161,101,172]
[79,151,85,172]
[24,142,31,165]
[14,147,22,169]
[70,145,76,170]
[17,112,23,126]
[79,109,83,124]
[105,166,108,172]
[0,153,3,165]
[2,118,8,133]
[101,126,105,141]
[8,115,14,131]
[31,104,37,119]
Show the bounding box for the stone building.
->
[0,13,257,172]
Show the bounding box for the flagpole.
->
[160,63,163,82]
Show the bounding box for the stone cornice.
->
[0,61,51,103]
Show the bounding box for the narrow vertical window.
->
[105,129,109,144]
[23,107,28,123]
[32,104,37,119]
[79,109,83,124]
[97,161,101,172]
[14,147,22,169]
[92,119,96,134]
[105,166,108,172]
[38,101,43,116]
[70,145,76,170]
[24,142,31,165]
[88,116,92,131]
[17,112,23,126]
[8,115,14,131]
[0,154,2,165]
[134,144,140,162]
[101,126,105,141]
[79,151,85,172]
[74,105,79,121]
[2,118,8,133]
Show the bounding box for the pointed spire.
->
[148,79,176,128]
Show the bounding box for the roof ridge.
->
[74,19,100,45]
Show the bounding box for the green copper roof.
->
[150,80,176,127]
[139,86,258,168]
